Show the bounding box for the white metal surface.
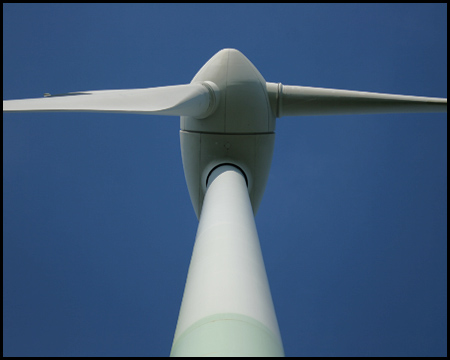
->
[180,49,277,219]
[171,165,283,356]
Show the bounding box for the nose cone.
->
[181,49,275,133]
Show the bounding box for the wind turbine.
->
[3,48,447,357]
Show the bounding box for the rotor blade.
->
[3,82,219,118]
[266,82,447,118]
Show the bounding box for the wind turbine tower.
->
[3,49,447,357]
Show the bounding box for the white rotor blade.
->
[266,82,447,117]
[3,82,218,118]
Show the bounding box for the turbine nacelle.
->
[181,49,276,218]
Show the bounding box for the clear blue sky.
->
[3,4,447,357]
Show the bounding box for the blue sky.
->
[3,4,447,357]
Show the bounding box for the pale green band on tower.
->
[170,313,285,357]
